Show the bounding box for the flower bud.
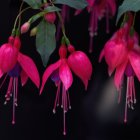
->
[21,22,30,34]
[30,27,37,37]
[44,12,56,24]
[14,36,21,50]
[59,45,67,58]
[68,44,75,53]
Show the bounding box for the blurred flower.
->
[75,0,116,52]
[99,15,140,122]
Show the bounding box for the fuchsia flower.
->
[99,15,140,122]
[75,0,116,53]
[0,36,40,124]
[40,44,92,135]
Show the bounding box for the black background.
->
[0,0,140,140]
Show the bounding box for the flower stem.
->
[12,7,31,36]
[49,0,68,40]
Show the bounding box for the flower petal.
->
[0,43,18,73]
[0,69,3,78]
[68,51,92,89]
[18,52,40,88]
[40,60,61,94]
[59,59,73,90]
[129,51,140,81]
[99,50,105,63]
[114,61,128,91]
[107,0,116,16]
[20,70,28,86]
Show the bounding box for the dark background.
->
[0,0,140,140]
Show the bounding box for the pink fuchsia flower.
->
[75,0,116,53]
[114,34,140,123]
[40,44,92,135]
[0,36,19,73]
[40,45,72,135]
[99,14,140,122]
[0,37,40,124]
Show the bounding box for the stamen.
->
[53,82,61,114]
[12,78,16,124]
[0,74,8,89]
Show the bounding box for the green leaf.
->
[116,0,140,24]
[44,6,61,12]
[23,0,42,9]
[53,0,87,9]
[36,20,56,66]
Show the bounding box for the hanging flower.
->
[40,44,92,135]
[114,34,140,122]
[99,15,140,122]
[0,37,40,124]
[75,0,116,52]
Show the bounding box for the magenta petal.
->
[129,51,140,81]
[20,70,28,86]
[108,66,115,76]
[107,0,116,16]
[75,10,82,15]
[18,52,40,88]
[68,51,92,89]
[0,43,18,73]
[40,60,61,94]
[59,59,73,90]
[99,50,105,63]
[0,69,3,78]
[114,61,128,90]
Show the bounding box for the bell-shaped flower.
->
[114,34,140,122]
[0,37,40,124]
[40,44,92,135]
[75,0,116,52]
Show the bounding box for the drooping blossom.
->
[75,0,116,53]
[40,44,92,135]
[0,36,40,124]
[99,15,140,122]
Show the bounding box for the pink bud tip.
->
[44,12,56,24]
[21,22,30,34]
[68,44,75,53]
